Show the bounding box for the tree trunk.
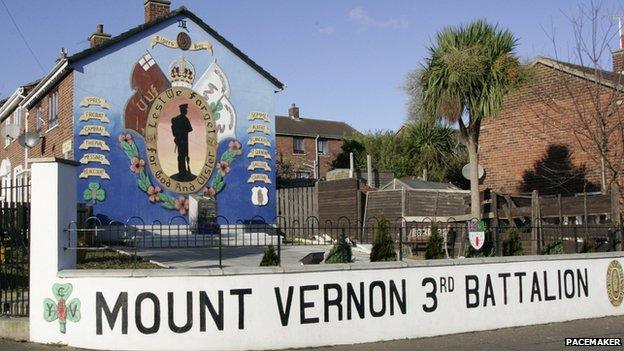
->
[467,137,481,219]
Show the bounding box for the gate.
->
[0,178,30,316]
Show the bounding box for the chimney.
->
[89,24,111,48]
[288,103,300,120]
[613,32,624,74]
[145,0,171,23]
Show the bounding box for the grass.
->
[77,249,162,269]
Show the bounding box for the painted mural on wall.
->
[72,16,277,223]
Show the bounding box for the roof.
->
[67,6,283,89]
[535,56,623,90]
[275,116,358,139]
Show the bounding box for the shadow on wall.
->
[520,144,599,195]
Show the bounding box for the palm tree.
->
[404,122,459,181]
[420,20,524,218]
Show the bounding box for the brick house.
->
[0,1,284,222]
[275,104,358,179]
[479,53,624,196]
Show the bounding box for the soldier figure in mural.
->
[171,103,196,181]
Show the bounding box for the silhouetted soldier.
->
[171,103,194,181]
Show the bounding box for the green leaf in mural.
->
[43,298,58,322]
[52,283,73,300]
[66,299,81,322]
[83,182,106,204]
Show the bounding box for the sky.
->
[1,0,623,132]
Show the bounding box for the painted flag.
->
[124,51,171,135]
[193,61,236,141]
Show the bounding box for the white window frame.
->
[48,91,59,128]
[317,138,328,155]
[293,137,305,154]
[35,106,43,132]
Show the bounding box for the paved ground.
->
[1,315,622,351]
[131,245,374,268]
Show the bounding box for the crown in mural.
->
[169,56,195,88]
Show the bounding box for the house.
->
[0,0,283,223]
[275,104,357,179]
[479,49,624,196]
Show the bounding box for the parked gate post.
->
[29,158,78,344]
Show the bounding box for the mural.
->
[72,15,277,223]
[43,283,81,334]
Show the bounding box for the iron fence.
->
[0,200,30,316]
[65,215,623,269]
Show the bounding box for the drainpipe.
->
[314,135,320,179]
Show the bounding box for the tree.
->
[370,217,397,262]
[420,20,525,218]
[403,122,460,181]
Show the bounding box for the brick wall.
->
[276,135,344,178]
[0,72,74,173]
[479,63,623,195]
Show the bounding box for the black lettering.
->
[300,285,319,324]
[498,273,510,305]
[230,289,252,330]
[274,287,294,326]
[577,268,588,297]
[346,282,364,319]
[465,275,479,308]
[199,291,223,331]
[531,272,542,302]
[483,275,496,307]
[389,280,406,315]
[544,271,556,301]
[557,270,562,299]
[167,292,192,333]
[135,293,160,334]
[323,284,343,322]
[564,269,575,298]
[515,272,526,303]
[96,292,128,335]
[369,281,386,317]
[422,277,438,312]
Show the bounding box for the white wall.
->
[30,255,624,351]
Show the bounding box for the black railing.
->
[65,216,623,269]
[0,199,30,317]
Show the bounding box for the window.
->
[317,139,328,155]
[4,120,10,147]
[35,107,43,132]
[48,91,59,128]
[295,171,310,179]
[293,137,305,154]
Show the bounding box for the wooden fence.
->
[276,185,318,225]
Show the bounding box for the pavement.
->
[1,315,622,351]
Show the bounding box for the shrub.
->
[580,239,594,253]
[370,218,397,262]
[260,245,279,266]
[325,236,353,264]
[541,238,564,255]
[502,228,524,256]
[425,225,445,259]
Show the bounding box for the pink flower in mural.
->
[217,160,230,176]
[203,186,216,197]
[174,196,189,215]
[147,186,161,203]
[118,133,133,143]
[130,157,145,173]
[228,140,242,155]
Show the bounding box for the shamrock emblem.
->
[43,283,81,334]
[83,182,106,204]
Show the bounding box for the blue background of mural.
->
[71,14,277,224]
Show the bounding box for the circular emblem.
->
[145,87,217,194]
[177,32,191,51]
[606,260,624,307]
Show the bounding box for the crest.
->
[468,219,486,250]
[606,260,624,307]
[43,283,81,334]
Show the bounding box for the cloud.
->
[318,26,335,34]
[348,6,408,29]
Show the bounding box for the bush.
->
[425,225,445,259]
[325,236,352,264]
[502,228,524,256]
[260,245,279,266]
[580,239,594,253]
[541,238,563,255]
[370,218,397,262]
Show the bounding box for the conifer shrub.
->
[541,238,564,255]
[502,228,524,256]
[260,245,279,266]
[425,225,445,259]
[325,235,353,264]
[370,217,397,262]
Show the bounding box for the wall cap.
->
[57,252,624,279]
[28,157,80,166]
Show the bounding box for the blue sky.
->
[1,0,623,132]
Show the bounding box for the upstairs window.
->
[317,139,328,155]
[35,107,43,132]
[293,137,305,154]
[48,91,59,128]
